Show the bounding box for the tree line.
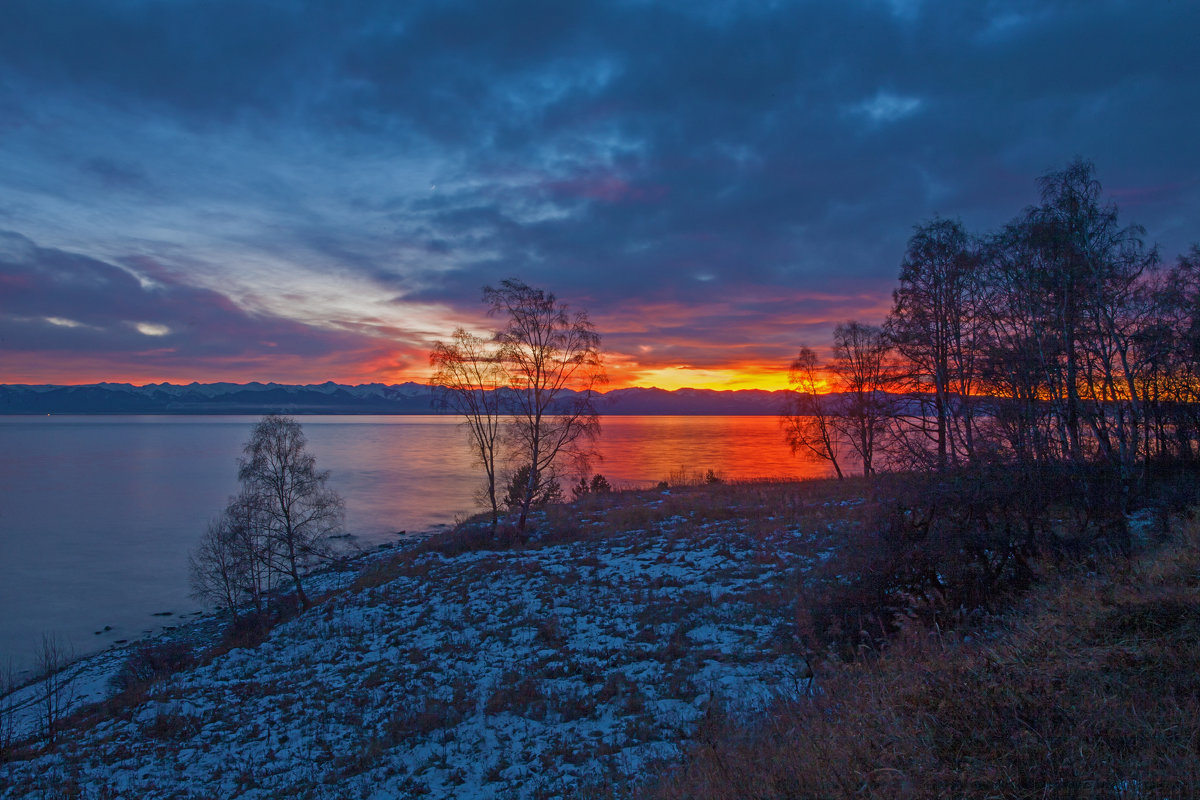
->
[784,158,1200,501]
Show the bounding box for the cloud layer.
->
[1,0,1197,387]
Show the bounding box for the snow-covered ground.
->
[1,491,852,799]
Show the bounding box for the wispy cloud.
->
[856,91,924,123]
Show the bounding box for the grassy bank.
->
[639,512,1200,800]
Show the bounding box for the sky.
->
[1,0,1197,391]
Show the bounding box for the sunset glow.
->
[621,365,793,393]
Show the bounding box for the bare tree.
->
[430,328,507,532]
[830,321,894,477]
[237,415,344,610]
[1155,247,1200,458]
[228,490,277,613]
[485,279,607,532]
[886,217,984,469]
[190,490,277,617]
[37,633,74,745]
[976,220,1072,467]
[1030,159,1159,474]
[781,347,844,479]
[0,661,16,759]
[188,515,247,615]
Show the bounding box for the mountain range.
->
[0,381,793,416]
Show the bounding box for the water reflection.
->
[591,415,833,486]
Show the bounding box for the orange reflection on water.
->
[592,415,835,486]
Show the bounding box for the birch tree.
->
[830,322,894,477]
[236,415,343,610]
[485,279,606,532]
[782,346,844,479]
[887,217,984,468]
[431,329,507,532]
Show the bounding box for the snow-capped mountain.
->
[0,383,795,415]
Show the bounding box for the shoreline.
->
[2,527,434,737]
[1,479,846,796]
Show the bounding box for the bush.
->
[218,607,284,651]
[110,641,196,695]
[572,473,613,499]
[795,465,1143,659]
[645,518,1200,800]
[503,464,563,510]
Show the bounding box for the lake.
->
[0,415,828,674]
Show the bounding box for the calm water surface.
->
[0,415,826,673]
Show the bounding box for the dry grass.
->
[640,518,1200,800]
[419,475,876,555]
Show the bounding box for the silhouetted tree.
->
[971,160,1161,486]
[977,221,1059,466]
[886,217,984,469]
[1152,245,1200,458]
[787,160,1190,527]
[486,279,606,531]
[572,473,613,499]
[830,321,894,477]
[782,346,844,479]
[431,328,507,532]
[1035,160,1158,474]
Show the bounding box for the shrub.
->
[793,465,1144,660]
[572,475,590,501]
[217,608,283,652]
[572,473,613,500]
[143,706,202,742]
[503,464,563,510]
[110,641,196,695]
[645,519,1200,800]
[350,555,404,592]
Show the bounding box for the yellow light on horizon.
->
[619,365,790,392]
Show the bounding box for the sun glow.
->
[622,365,790,392]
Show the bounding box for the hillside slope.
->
[0,484,862,799]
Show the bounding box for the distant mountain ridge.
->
[0,381,793,416]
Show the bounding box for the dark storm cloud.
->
[1,0,1198,383]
